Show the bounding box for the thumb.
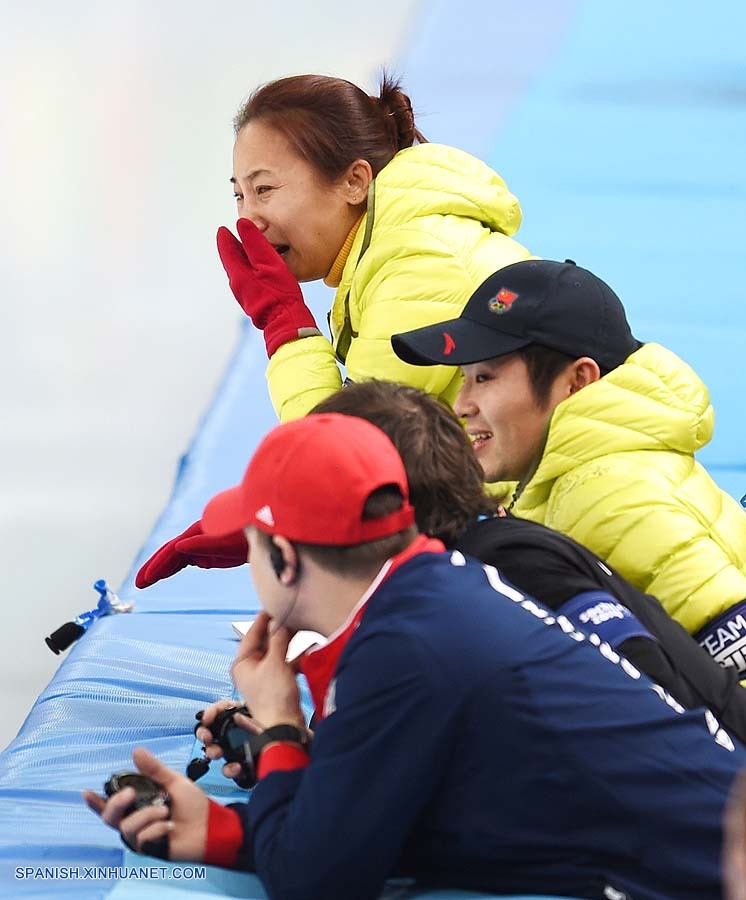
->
[235,610,271,663]
[132,747,180,790]
[134,562,154,590]
[216,225,248,273]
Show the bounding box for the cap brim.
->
[392,318,531,366]
[202,485,250,537]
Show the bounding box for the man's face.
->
[454,354,564,484]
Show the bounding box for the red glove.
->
[135,520,249,589]
[217,218,321,358]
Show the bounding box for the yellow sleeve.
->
[266,335,343,422]
[544,457,746,636]
[267,246,470,420]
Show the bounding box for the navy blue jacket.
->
[230,550,745,900]
[455,514,746,743]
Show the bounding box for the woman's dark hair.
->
[312,381,498,545]
[233,72,426,182]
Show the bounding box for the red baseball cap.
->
[201,413,415,545]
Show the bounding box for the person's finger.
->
[222,762,243,780]
[132,747,179,791]
[136,522,204,589]
[82,790,107,815]
[135,819,174,854]
[177,534,249,564]
[235,611,271,662]
[135,540,182,589]
[233,712,263,735]
[216,226,249,275]
[204,744,224,761]
[195,727,214,746]
[121,802,170,838]
[267,625,293,661]
[120,805,170,851]
[99,787,137,828]
[200,699,240,729]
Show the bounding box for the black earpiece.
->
[270,542,285,579]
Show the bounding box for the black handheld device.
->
[103,771,170,859]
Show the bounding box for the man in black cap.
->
[392,259,746,672]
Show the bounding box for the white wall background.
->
[0,0,419,749]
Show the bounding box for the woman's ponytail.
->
[376,72,427,152]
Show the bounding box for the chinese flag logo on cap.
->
[488,288,519,314]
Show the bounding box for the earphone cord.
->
[268,584,301,637]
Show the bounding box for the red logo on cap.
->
[488,288,519,314]
[442,332,456,356]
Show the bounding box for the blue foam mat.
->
[2,2,743,898]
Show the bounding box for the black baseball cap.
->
[391,259,641,372]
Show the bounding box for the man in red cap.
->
[87,413,746,900]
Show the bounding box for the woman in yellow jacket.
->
[219,72,532,422]
[136,72,531,588]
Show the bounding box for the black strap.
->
[232,724,310,790]
[256,724,309,751]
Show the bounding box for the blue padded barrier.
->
[7,2,740,898]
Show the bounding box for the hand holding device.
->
[189,703,309,789]
[84,748,209,862]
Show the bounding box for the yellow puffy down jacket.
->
[266,143,532,421]
[513,342,746,648]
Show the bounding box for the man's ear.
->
[270,535,300,585]
[341,158,373,206]
[567,357,601,395]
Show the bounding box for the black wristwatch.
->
[238,724,310,789]
[256,724,310,751]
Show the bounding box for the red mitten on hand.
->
[217,218,321,358]
[135,521,249,589]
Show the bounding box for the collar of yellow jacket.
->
[324,215,364,288]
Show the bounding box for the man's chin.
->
[482,468,519,499]
[482,468,506,485]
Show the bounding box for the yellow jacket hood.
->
[523,343,714,503]
[369,143,523,235]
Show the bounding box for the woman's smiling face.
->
[231,120,364,283]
